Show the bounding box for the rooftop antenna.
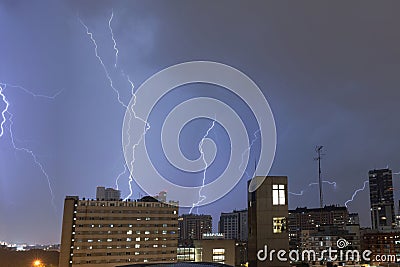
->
[315,146,324,208]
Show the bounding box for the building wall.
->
[219,212,239,240]
[96,187,121,201]
[60,196,79,267]
[300,225,361,264]
[248,176,289,267]
[288,205,350,250]
[219,210,248,241]
[178,214,212,242]
[194,239,236,266]
[369,169,395,230]
[361,230,400,264]
[235,242,248,267]
[239,211,248,242]
[59,197,178,267]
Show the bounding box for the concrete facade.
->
[248,176,289,267]
[219,209,248,241]
[193,239,236,266]
[369,168,396,230]
[59,196,178,267]
[178,214,212,242]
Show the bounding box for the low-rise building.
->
[194,239,236,266]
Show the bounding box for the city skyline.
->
[1,1,400,245]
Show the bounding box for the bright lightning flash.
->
[78,16,127,108]
[289,180,337,196]
[0,84,10,138]
[239,129,260,182]
[80,12,150,200]
[344,180,369,207]
[189,120,216,214]
[108,9,119,68]
[0,83,62,212]
[123,75,150,201]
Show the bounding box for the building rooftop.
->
[116,262,233,267]
[289,205,347,213]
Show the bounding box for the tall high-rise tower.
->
[248,176,289,267]
[369,168,395,230]
[219,209,248,241]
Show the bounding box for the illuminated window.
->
[213,255,225,262]
[136,237,140,241]
[273,217,286,233]
[213,248,225,255]
[127,230,132,235]
[272,184,286,205]
[212,249,225,263]
[135,244,140,248]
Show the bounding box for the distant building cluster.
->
[54,168,400,267]
[96,187,121,201]
[0,241,60,252]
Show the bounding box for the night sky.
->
[1,1,400,244]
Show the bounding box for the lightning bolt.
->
[7,111,57,211]
[78,16,127,108]
[0,83,62,212]
[109,12,150,200]
[108,9,119,68]
[0,84,10,138]
[115,164,127,190]
[2,83,62,99]
[289,180,337,196]
[80,12,150,200]
[189,120,216,214]
[344,180,369,207]
[239,129,260,181]
[123,76,150,201]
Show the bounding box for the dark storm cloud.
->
[0,0,399,243]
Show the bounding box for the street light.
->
[33,259,42,267]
